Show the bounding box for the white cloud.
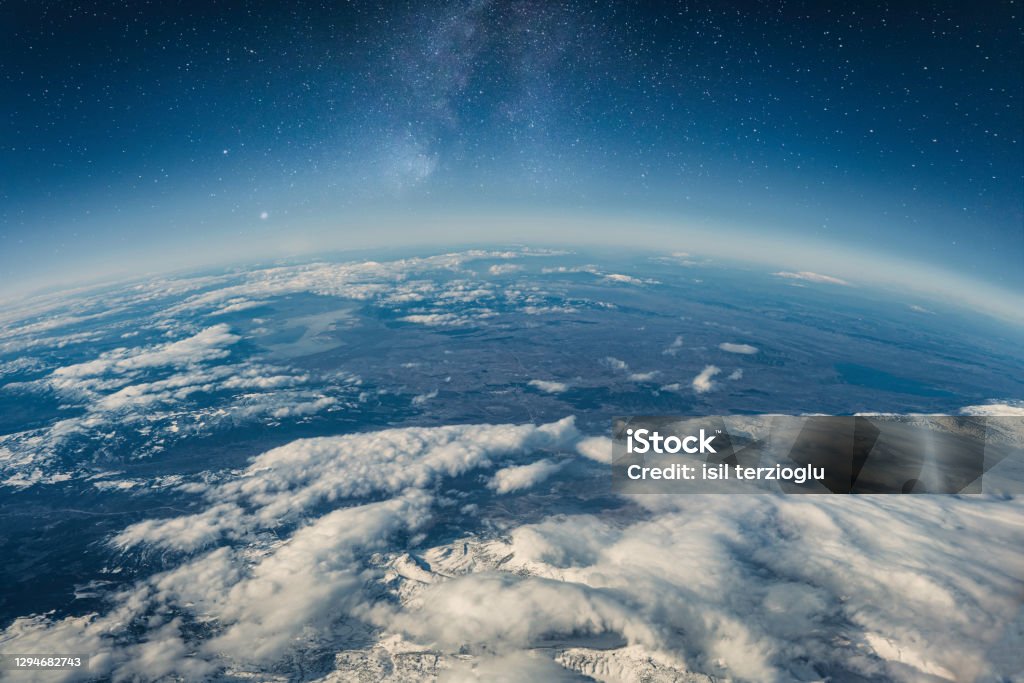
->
[1,347,359,487]
[773,271,851,286]
[412,389,439,406]
[603,273,646,285]
[959,401,1024,417]
[449,495,1024,682]
[2,418,584,675]
[528,379,568,394]
[728,369,744,381]
[4,414,1023,681]
[488,459,563,494]
[719,343,758,355]
[374,572,661,653]
[604,357,658,382]
[663,335,684,356]
[113,417,580,551]
[692,365,721,393]
[488,264,522,275]
[401,313,471,327]
[576,436,613,464]
[206,492,433,662]
[604,357,629,372]
[50,324,239,382]
[627,371,660,382]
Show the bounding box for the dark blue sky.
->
[1,1,1021,294]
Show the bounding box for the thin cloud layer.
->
[773,271,851,286]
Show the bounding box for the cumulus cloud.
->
[454,496,1024,682]
[604,357,659,383]
[206,492,433,661]
[50,324,239,382]
[488,459,563,494]
[773,271,851,286]
[728,369,744,381]
[576,436,613,464]
[719,342,758,355]
[374,572,661,652]
[692,365,721,393]
[3,418,583,675]
[4,415,1023,682]
[113,417,580,551]
[604,356,629,372]
[528,379,568,394]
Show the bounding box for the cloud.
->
[576,436,613,464]
[113,417,580,552]
[960,401,1024,417]
[728,369,744,381]
[604,357,658,382]
[719,343,758,355]
[3,249,626,489]
[488,459,563,494]
[773,271,851,286]
[2,418,584,675]
[401,313,472,327]
[374,572,661,653]
[50,324,239,382]
[663,335,684,356]
[456,495,1024,682]
[1,350,359,487]
[4,415,1023,681]
[488,264,523,275]
[692,365,721,393]
[604,357,629,372]
[205,492,433,662]
[603,273,647,285]
[627,371,660,382]
[412,389,439,405]
[528,379,568,394]
[509,516,618,568]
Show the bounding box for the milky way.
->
[1,1,1021,292]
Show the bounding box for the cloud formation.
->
[773,271,851,286]
[3,415,1022,682]
[692,365,721,393]
[488,459,563,494]
[528,379,568,394]
[719,342,758,355]
[663,335,684,356]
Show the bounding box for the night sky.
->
[1,1,1021,298]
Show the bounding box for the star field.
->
[0,1,1021,289]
